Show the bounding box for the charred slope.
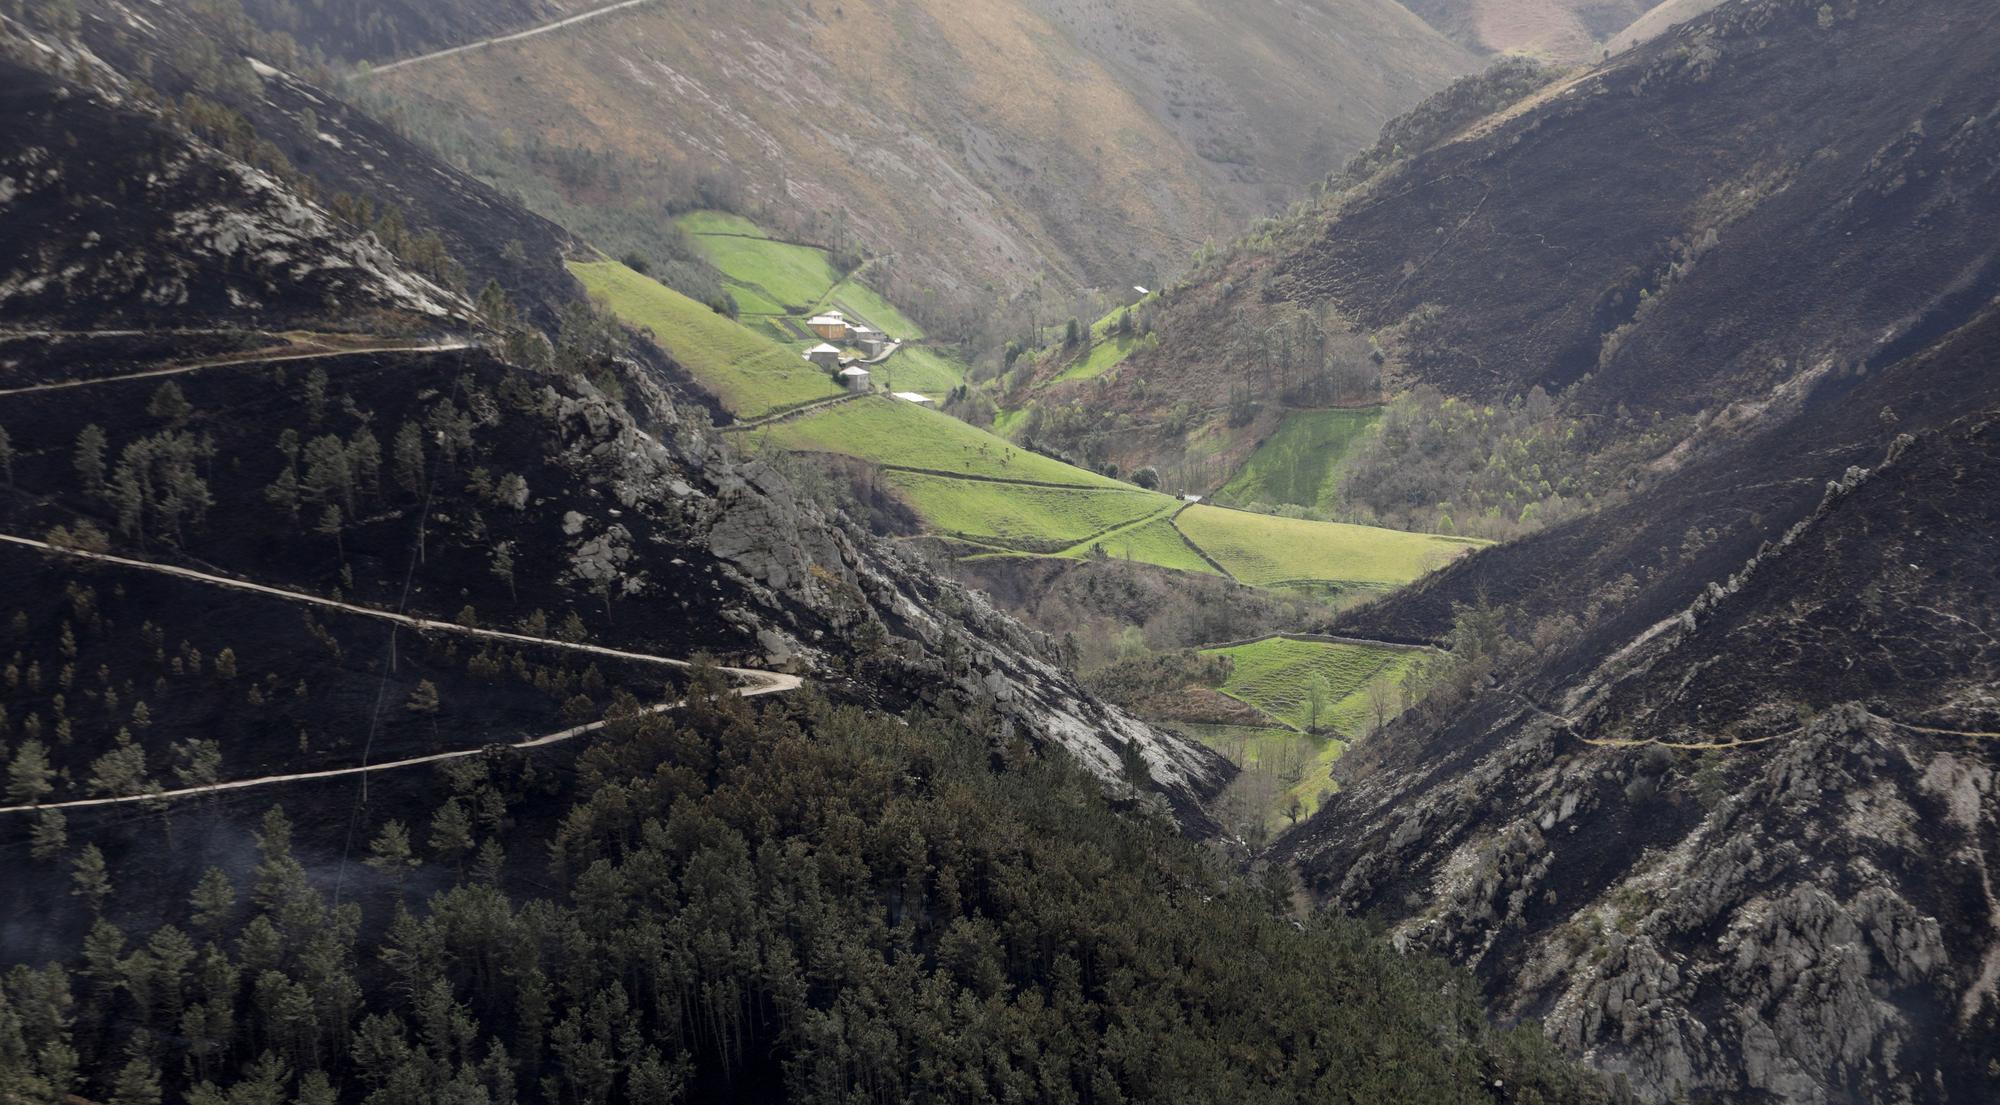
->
[1270,0,2000,415]
[1214,3,2000,1099]
[0,7,1230,830]
[1076,0,2000,481]
[47,0,584,330]
[0,54,464,332]
[1283,299,2000,1103]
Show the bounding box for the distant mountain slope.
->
[1397,0,1653,57]
[1604,0,1732,53]
[1054,0,2000,499]
[353,0,1470,305]
[1267,0,2000,418]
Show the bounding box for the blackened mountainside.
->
[1248,1,2000,1101]
[1060,0,2000,488]
[0,1,1229,847]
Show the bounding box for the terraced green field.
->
[869,345,965,397]
[884,471,1165,552]
[676,210,970,398]
[570,260,843,418]
[678,212,839,313]
[817,277,924,339]
[1074,511,1220,575]
[754,400,1473,585]
[1217,407,1383,510]
[1175,504,1484,588]
[1201,637,1423,735]
[756,396,1130,487]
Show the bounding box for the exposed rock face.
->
[0,53,467,331]
[1286,398,2000,1102]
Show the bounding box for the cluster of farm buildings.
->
[801,310,931,403]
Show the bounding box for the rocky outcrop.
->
[563,362,1237,830]
[1286,406,2000,1102]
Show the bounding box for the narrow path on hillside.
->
[691,230,832,250]
[0,340,475,397]
[725,392,862,431]
[366,0,663,75]
[1052,502,1180,561]
[0,328,271,340]
[1502,689,1795,751]
[874,463,1151,492]
[1866,711,2000,741]
[0,691,783,815]
[1198,632,1442,654]
[1166,503,1237,580]
[0,532,802,813]
[0,534,795,690]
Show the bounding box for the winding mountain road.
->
[0,533,802,814]
[0,340,475,397]
[365,0,663,76]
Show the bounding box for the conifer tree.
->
[405,680,440,715]
[392,420,426,498]
[87,729,150,797]
[427,798,474,870]
[6,737,54,804]
[189,868,235,938]
[75,423,107,494]
[29,807,67,862]
[366,820,419,893]
[71,844,111,913]
[146,381,191,425]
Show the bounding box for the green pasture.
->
[883,471,1165,552]
[570,260,843,418]
[754,396,1130,487]
[1217,407,1383,510]
[1174,504,1484,588]
[1201,636,1423,735]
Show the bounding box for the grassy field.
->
[1071,511,1221,575]
[870,345,966,397]
[754,396,1131,487]
[1175,504,1484,588]
[1052,296,1158,384]
[1217,408,1383,510]
[746,397,1473,590]
[679,211,842,313]
[570,260,844,418]
[1055,330,1157,383]
[818,276,924,339]
[884,471,1165,551]
[1202,637,1423,735]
